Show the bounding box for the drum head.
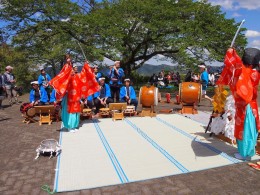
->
[20,103,30,113]
[26,107,36,117]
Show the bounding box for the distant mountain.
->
[137,64,223,76]
[137,64,179,76]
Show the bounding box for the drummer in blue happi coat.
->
[29,81,48,106]
[93,77,114,114]
[120,78,138,111]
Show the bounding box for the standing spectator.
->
[184,70,192,82]
[198,64,213,102]
[172,72,178,86]
[38,67,51,99]
[3,66,18,105]
[93,65,102,82]
[176,72,181,84]
[208,72,215,86]
[0,73,5,109]
[108,61,125,102]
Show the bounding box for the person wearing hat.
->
[93,65,102,82]
[93,77,113,115]
[198,63,213,102]
[107,61,125,102]
[3,66,18,105]
[120,78,138,111]
[29,81,48,106]
[38,66,52,99]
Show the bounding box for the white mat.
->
[54,114,259,192]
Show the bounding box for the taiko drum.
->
[139,85,158,107]
[179,82,202,104]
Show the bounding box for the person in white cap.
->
[93,77,114,115]
[3,65,18,105]
[38,66,52,99]
[198,63,213,102]
[120,78,138,111]
[107,61,125,102]
[29,81,48,106]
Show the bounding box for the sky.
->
[1,0,259,66]
[208,0,260,49]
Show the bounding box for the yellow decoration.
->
[212,85,228,113]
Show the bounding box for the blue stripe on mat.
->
[93,119,129,183]
[125,118,189,173]
[54,127,64,192]
[156,117,240,164]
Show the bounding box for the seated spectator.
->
[93,77,114,114]
[29,81,48,106]
[208,72,215,86]
[120,78,138,111]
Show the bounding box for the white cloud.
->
[250,40,260,49]
[245,30,260,38]
[209,0,260,10]
[232,12,242,17]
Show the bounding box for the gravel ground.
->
[0,91,259,195]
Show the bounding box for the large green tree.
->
[1,0,247,77]
[89,0,247,74]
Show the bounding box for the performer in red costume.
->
[49,54,99,132]
[217,47,260,159]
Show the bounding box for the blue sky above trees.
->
[209,0,260,49]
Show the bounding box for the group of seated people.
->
[29,75,138,117]
[82,77,138,116]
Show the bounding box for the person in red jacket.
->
[49,55,99,132]
[217,47,260,160]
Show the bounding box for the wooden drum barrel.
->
[139,85,158,107]
[179,82,202,104]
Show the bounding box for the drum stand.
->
[82,108,93,119]
[140,105,156,117]
[179,103,198,114]
[100,108,110,118]
[22,114,37,124]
